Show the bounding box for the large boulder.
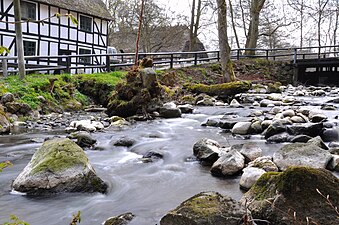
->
[193,138,221,165]
[241,167,339,225]
[0,106,10,134]
[0,92,15,104]
[210,149,245,176]
[160,192,248,225]
[273,142,333,171]
[12,138,107,195]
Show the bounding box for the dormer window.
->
[21,1,36,20]
[80,15,92,32]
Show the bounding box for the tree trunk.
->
[245,0,266,55]
[189,0,196,52]
[193,0,202,51]
[134,0,145,66]
[13,0,25,80]
[229,0,240,48]
[217,0,235,83]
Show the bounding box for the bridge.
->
[1,45,339,85]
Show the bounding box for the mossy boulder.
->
[160,192,248,225]
[241,167,339,225]
[186,81,251,101]
[0,106,10,134]
[12,138,107,195]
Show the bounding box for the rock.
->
[0,107,10,134]
[290,115,306,123]
[260,99,282,107]
[286,123,323,137]
[160,192,248,225]
[69,120,104,132]
[269,106,282,115]
[193,138,221,165]
[266,132,292,143]
[327,155,339,172]
[264,120,286,139]
[114,137,136,147]
[307,136,329,150]
[282,109,295,117]
[250,121,262,134]
[0,92,15,104]
[241,167,339,225]
[247,156,279,172]
[229,99,242,108]
[103,212,135,225]
[196,97,214,106]
[210,150,245,176]
[177,104,194,114]
[290,135,312,143]
[68,131,97,148]
[321,104,337,110]
[321,129,339,142]
[239,143,263,162]
[12,138,107,195]
[239,167,266,190]
[159,102,182,118]
[5,102,32,115]
[231,122,252,135]
[273,142,333,171]
[141,151,164,162]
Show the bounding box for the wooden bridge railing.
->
[1,45,339,76]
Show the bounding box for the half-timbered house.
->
[0,0,112,73]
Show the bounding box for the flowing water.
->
[0,102,337,225]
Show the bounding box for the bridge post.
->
[293,48,297,64]
[65,56,71,74]
[170,54,174,69]
[106,55,111,73]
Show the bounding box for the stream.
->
[0,98,338,225]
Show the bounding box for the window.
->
[21,1,36,20]
[79,48,91,64]
[23,40,36,56]
[80,15,92,32]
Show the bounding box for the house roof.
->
[32,0,112,20]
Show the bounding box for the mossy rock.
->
[267,82,282,93]
[0,106,10,134]
[241,167,339,225]
[107,98,139,118]
[186,81,251,101]
[160,192,248,225]
[12,138,107,195]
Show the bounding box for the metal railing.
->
[1,45,339,76]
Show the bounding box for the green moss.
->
[250,167,339,201]
[30,138,88,175]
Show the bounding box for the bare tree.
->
[245,0,266,55]
[229,0,240,48]
[287,0,306,47]
[216,0,235,82]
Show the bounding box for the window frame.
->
[78,48,92,64]
[79,15,93,32]
[23,40,37,56]
[21,1,37,20]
